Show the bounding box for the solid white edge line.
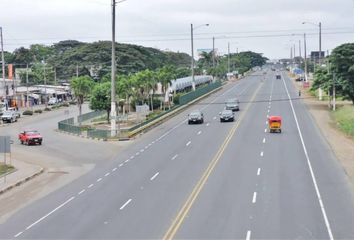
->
[257,168,261,176]
[120,199,132,210]
[150,172,160,181]
[246,230,251,240]
[14,231,23,238]
[252,192,257,203]
[281,73,334,240]
[78,189,85,195]
[26,197,75,230]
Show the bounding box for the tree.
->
[71,76,94,117]
[330,43,354,104]
[90,82,111,122]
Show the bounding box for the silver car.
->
[188,110,204,124]
[220,109,235,122]
[1,111,17,123]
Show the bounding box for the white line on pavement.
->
[14,232,23,238]
[264,128,267,133]
[213,116,217,120]
[281,73,334,240]
[140,149,144,152]
[150,172,159,181]
[263,138,266,143]
[105,172,110,177]
[171,154,178,160]
[260,151,264,157]
[136,152,140,156]
[112,167,117,172]
[257,168,261,176]
[246,230,251,240]
[186,141,191,146]
[120,199,132,210]
[265,121,268,125]
[119,163,124,167]
[78,189,86,195]
[130,156,134,159]
[88,184,94,188]
[25,197,75,230]
[268,109,270,113]
[197,130,202,135]
[206,123,210,126]
[125,159,130,163]
[145,146,148,149]
[266,115,269,118]
[252,192,257,203]
[97,178,102,182]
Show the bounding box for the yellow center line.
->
[162,80,264,240]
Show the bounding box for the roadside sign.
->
[0,136,11,153]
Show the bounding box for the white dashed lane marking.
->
[186,141,191,146]
[88,184,94,188]
[120,199,132,210]
[150,172,159,181]
[78,189,86,195]
[252,192,257,203]
[105,172,110,177]
[263,138,266,143]
[246,230,251,240]
[257,168,261,176]
[260,151,264,157]
[14,232,23,238]
[171,154,178,160]
[97,178,102,182]
[119,163,124,167]
[112,167,117,172]
[197,130,202,135]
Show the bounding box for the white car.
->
[1,111,17,123]
[48,98,58,105]
[7,107,21,119]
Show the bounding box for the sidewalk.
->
[0,159,44,195]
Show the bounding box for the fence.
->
[178,81,221,105]
[58,118,81,135]
[78,110,106,123]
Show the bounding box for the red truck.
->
[19,130,43,145]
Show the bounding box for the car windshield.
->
[190,112,201,117]
[25,131,39,135]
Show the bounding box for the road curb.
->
[0,167,45,195]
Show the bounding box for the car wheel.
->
[20,140,23,145]
[188,121,191,125]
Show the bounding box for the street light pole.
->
[212,36,215,69]
[190,23,195,91]
[319,22,322,65]
[110,0,117,137]
[228,42,230,73]
[0,27,5,100]
[304,33,308,81]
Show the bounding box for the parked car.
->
[7,107,21,119]
[1,111,17,123]
[18,130,43,145]
[188,110,204,124]
[48,97,58,105]
[225,98,240,111]
[219,109,235,122]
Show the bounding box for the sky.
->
[1,0,354,59]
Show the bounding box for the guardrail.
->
[58,118,81,135]
[178,81,222,105]
[78,110,106,123]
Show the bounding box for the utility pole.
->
[304,33,307,81]
[319,22,322,65]
[333,72,336,111]
[299,39,302,59]
[228,42,230,73]
[110,0,117,136]
[26,64,29,108]
[190,23,195,91]
[212,36,215,69]
[1,27,6,100]
[44,62,47,108]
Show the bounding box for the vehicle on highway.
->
[188,110,204,124]
[48,97,58,105]
[1,111,17,123]
[225,98,240,111]
[268,115,282,133]
[18,130,43,145]
[276,74,281,79]
[219,109,235,122]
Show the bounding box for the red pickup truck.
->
[19,130,43,145]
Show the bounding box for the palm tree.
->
[71,75,94,117]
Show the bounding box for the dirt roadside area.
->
[292,78,354,187]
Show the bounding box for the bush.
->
[22,110,33,115]
[44,107,51,111]
[34,109,43,114]
[173,93,182,105]
[69,100,77,105]
[61,102,70,107]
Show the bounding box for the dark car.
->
[276,74,281,79]
[225,98,239,111]
[188,110,204,124]
[220,109,235,122]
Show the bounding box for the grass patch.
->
[331,105,354,137]
[0,163,15,176]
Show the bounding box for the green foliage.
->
[330,43,354,104]
[44,107,51,111]
[332,105,354,136]
[34,109,43,113]
[71,76,94,104]
[22,110,33,115]
[89,82,112,122]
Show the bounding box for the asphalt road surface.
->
[1,70,354,239]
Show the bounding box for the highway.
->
[1,70,354,239]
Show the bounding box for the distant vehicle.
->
[225,98,240,111]
[1,111,17,123]
[219,109,234,122]
[19,130,43,145]
[295,76,305,81]
[7,107,21,119]
[188,110,204,124]
[268,115,282,133]
[48,97,58,105]
[276,74,281,80]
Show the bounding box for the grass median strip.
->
[0,163,15,176]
